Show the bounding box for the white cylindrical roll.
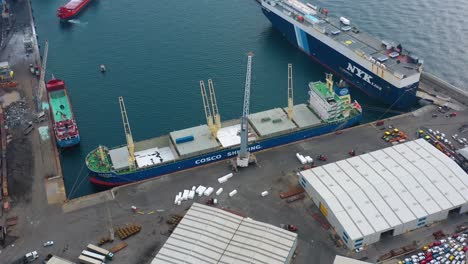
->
[229,190,237,197]
[218,176,228,183]
[204,187,214,196]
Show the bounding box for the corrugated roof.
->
[333,255,373,264]
[46,256,76,264]
[301,139,468,240]
[152,203,297,264]
[457,146,468,160]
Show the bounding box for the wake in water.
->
[67,19,88,25]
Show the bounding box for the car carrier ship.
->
[46,78,80,148]
[85,61,362,187]
[260,0,424,108]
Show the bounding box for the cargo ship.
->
[85,72,362,187]
[46,78,80,148]
[260,0,424,108]
[57,0,92,20]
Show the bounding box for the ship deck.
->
[169,125,220,157]
[49,90,72,122]
[249,108,297,137]
[217,121,258,148]
[94,102,328,173]
[285,104,322,128]
[267,0,420,78]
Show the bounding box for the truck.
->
[86,244,114,260]
[81,250,106,263]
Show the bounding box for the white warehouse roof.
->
[301,139,468,242]
[333,255,373,264]
[152,203,298,264]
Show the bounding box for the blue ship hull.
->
[89,114,362,187]
[261,6,418,109]
[57,135,80,148]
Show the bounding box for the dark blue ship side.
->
[89,114,361,186]
[261,3,419,109]
[57,135,81,148]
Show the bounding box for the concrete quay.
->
[1,101,467,264]
[0,0,467,263]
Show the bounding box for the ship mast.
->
[118,96,136,170]
[208,79,221,130]
[200,80,217,137]
[287,63,294,120]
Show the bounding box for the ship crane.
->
[234,52,257,169]
[208,79,221,130]
[287,63,294,120]
[118,96,136,170]
[38,40,48,111]
[200,80,217,137]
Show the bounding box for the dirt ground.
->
[6,136,33,203]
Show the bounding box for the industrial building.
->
[45,255,76,264]
[299,139,468,250]
[152,203,298,264]
[333,255,372,264]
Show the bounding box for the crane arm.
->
[38,40,48,106]
[118,96,135,169]
[287,63,294,119]
[200,80,216,136]
[208,79,221,130]
[239,53,253,159]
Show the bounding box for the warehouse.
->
[152,203,298,264]
[333,255,372,264]
[299,139,468,250]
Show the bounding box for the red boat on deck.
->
[57,0,92,20]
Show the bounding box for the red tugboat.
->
[57,0,92,20]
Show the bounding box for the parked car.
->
[43,241,54,247]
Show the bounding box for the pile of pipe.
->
[296,153,313,164]
[217,173,233,183]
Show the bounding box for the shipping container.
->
[87,244,114,260]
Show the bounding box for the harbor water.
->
[30,0,468,198]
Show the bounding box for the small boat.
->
[99,64,106,73]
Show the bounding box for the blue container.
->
[175,135,194,144]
